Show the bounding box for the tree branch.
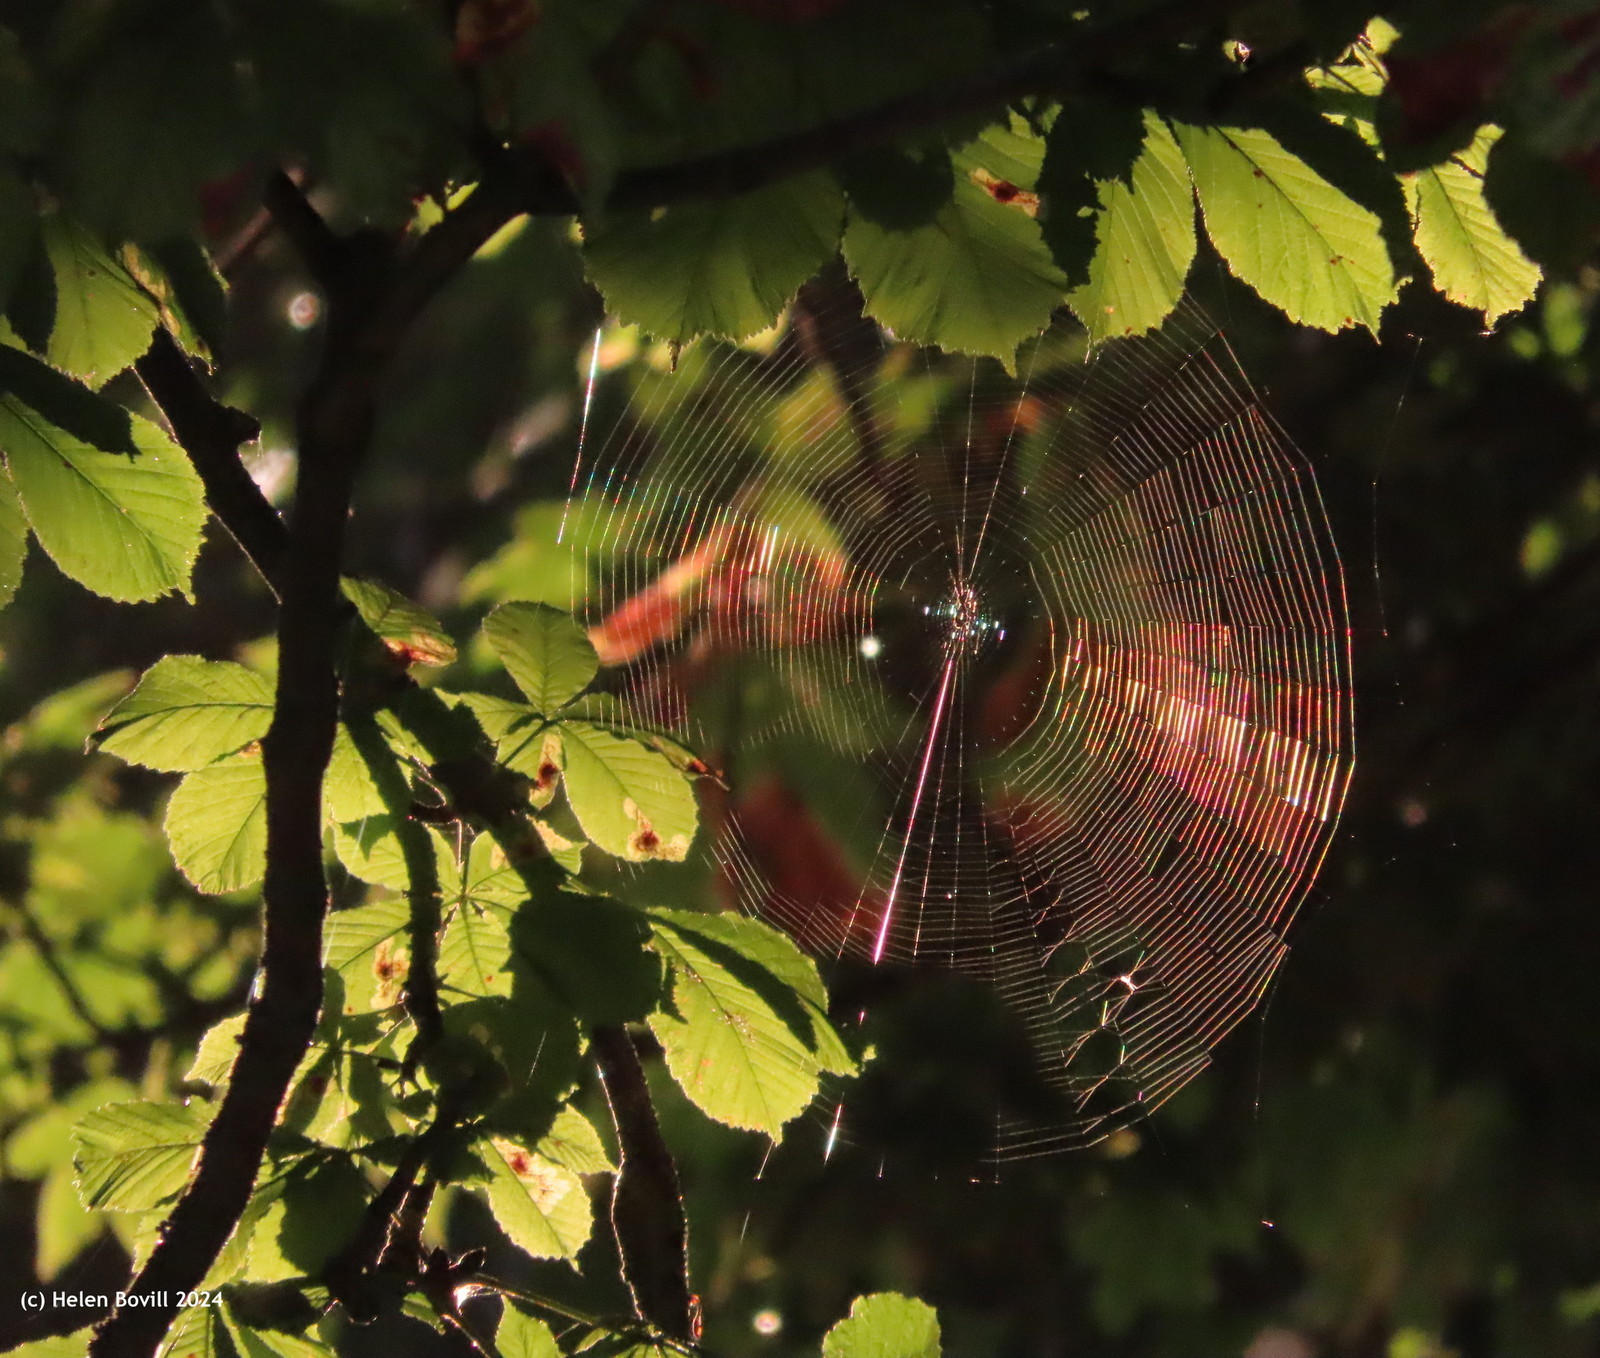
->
[135,329,285,595]
[593,1026,695,1343]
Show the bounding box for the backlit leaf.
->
[647,908,854,1136]
[481,1135,592,1261]
[844,176,1067,369]
[823,1295,942,1358]
[72,1101,206,1212]
[1175,120,1399,334]
[1066,113,1195,344]
[323,898,413,1015]
[0,461,23,607]
[42,214,159,387]
[496,1306,561,1358]
[483,601,598,713]
[0,402,206,603]
[1405,125,1540,326]
[343,576,458,666]
[585,172,844,344]
[164,753,267,894]
[95,655,272,771]
[555,721,697,862]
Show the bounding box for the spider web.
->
[565,292,1353,1163]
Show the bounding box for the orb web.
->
[566,294,1353,1162]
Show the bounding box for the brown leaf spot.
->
[372,938,410,1008]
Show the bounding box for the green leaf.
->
[1037,99,1147,286]
[247,1159,371,1281]
[187,1013,247,1088]
[330,816,458,895]
[0,461,23,607]
[535,1105,614,1176]
[342,576,458,666]
[1065,113,1196,344]
[823,1295,942,1358]
[844,176,1067,369]
[480,1135,592,1261]
[323,898,414,1016]
[1174,120,1399,334]
[95,655,273,771]
[0,340,138,453]
[130,239,230,365]
[440,900,514,999]
[509,892,662,1027]
[647,908,853,1136]
[496,1305,562,1358]
[834,144,955,231]
[72,1101,206,1211]
[5,1335,93,1358]
[554,721,698,862]
[61,19,244,245]
[36,1159,105,1278]
[584,171,845,343]
[323,721,410,823]
[0,402,206,603]
[1405,126,1540,326]
[41,214,160,386]
[159,1306,238,1358]
[483,602,599,713]
[165,753,268,894]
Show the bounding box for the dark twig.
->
[592,1026,694,1343]
[135,329,285,595]
[5,898,115,1045]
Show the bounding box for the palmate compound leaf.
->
[822,1295,942,1358]
[843,176,1067,369]
[0,399,206,603]
[1065,111,1196,344]
[71,1100,206,1212]
[484,601,599,713]
[41,213,160,387]
[164,752,267,894]
[1174,120,1400,334]
[1405,125,1541,326]
[647,908,855,1137]
[583,171,845,344]
[480,1134,592,1261]
[94,655,273,771]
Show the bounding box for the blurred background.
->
[3,215,1599,1358]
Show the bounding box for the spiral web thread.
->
[568,297,1353,1162]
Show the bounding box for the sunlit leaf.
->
[1405,126,1540,326]
[41,213,160,386]
[844,176,1067,369]
[94,655,272,771]
[480,1135,592,1261]
[554,721,697,862]
[823,1294,942,1358]
[585,172,844,344]
[342,576,458,666]
[0,402,206,603]
[72,1100,206,1212]
[483,601,599,713]
[1065,113,1195,343]
[0,461,23,607]
[323,898,413,1016]
[496,1306,561,1358]
[647,908,854,1136]
[165,753,267,894]
[1175,120,1399,334]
